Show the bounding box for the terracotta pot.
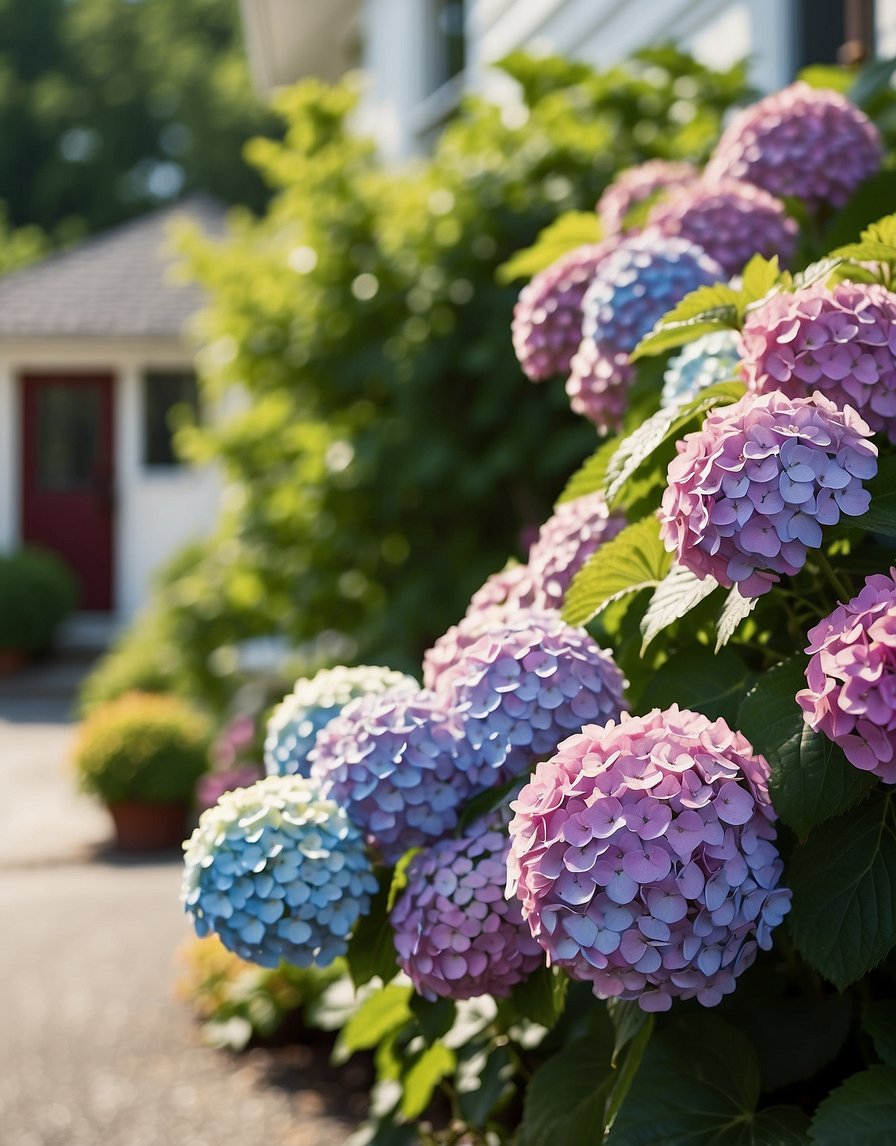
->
[107,801,190,852]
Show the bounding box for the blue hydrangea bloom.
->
[182,775,377,969]
[661,330,742,409]
[309,688,481,864]
[580,231,723,356]
[264,665,418,777]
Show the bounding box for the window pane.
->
[36,385,101,491]
[143,371,199,467]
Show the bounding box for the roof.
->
[0,195,228,341]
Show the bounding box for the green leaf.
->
[631,283,742,360]
[639,563,719,651]
[864,1001,896,1067]
[457,1043,516,1128]
[740,253,783,305]
[346,874,400,988]
[563,517,672,627]
[387,848,422,913]
[410,994,456,1045]
[798,63,853,93]
[603,1012,654,1138]
[737,659,875,838]
[792,256,847,290]
[854,454,896,536]
[607,1015,806,1145]
[335,982,413,1060]
[400,1042,456,1120]
[606,999,650,1068]
[824,174,896,249]
[518,1013,615,1146]
[496,211,603,283]
[788,793,896,989]
[640,646,755,725]
[457,774,522,833]
[510,964,566,1029]
[715,587,757,651]
[809,1065,896,1144]
[558,437,618,505]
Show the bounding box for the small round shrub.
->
[0,546,77,654]
[73,691,211,804]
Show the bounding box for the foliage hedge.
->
[0,546,76,654]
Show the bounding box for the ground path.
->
[0,658,367,1146]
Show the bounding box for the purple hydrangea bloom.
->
[196,765,264,811]
[264,665,418,777]
[467,562,541,616]
[391,814,545,1000]
[566,342,634,431]
[507,707,791,1012]
[512,241,620,381]
[660,390,878,597]
[797,569,896,782]
[440,610,628,782]
[527,492,627,609]
[182,775,378,969]
[597,159,700,235]
[646,177,798,279]
[740,281,896,444]
[308,688,479,863]
[661,330,742,410]
[705,82,882,211]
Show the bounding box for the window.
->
[142,370,199,467]
[426,0,465,97]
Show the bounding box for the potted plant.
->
[73,691,210,851]
[0,546,76,671]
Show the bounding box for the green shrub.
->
[73,691,210,804]
[0,546,76,653]
[78,609,192,715]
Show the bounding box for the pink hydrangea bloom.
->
[660,390,878,597]
[797,569,896,782]
[741,281,896,444]
[597,159,700,235]
[507,707,791,1012]
[391,814,545,1000]
[527,492,627,609]
[566,341,634,431]
[512,240,620,381]
[705,82,882,210]
[196,765,264,811]
[646,177,797,278]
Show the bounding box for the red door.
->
[21,373,115,610]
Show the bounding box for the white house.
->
[0,196,225,645]
[239,0,892,161]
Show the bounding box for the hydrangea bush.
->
[183,67,896,1145]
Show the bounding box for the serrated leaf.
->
[865,213,896,247]
[640,646,755,725]
[496,211,603,283]
[563,516,672,626]
[736,658,876,838]
[509,964,565,1029]
[809,1065,896,1144]
[863,1001,896,1066]
[631,283,741,359]
[518,1013,615,1146]
[335,982,413,1060]
[558,437,618,504]
[606,1015,806,1146]
[854,454,896,536]
[639,563,719,651]
[788,793,896,989]
[829,240,896,263]
[347,874,400,988]
[715,587,757,651]
[792,256,846,290]
[399,1042,456,1120]
[740,253,783,304]
[605,381,745,505]
[410,994,456,1046]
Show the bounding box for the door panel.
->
[21,374,115,610]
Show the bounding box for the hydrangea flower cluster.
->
[660,390,878,597]
[646,178,797,278]
[391,814,545,1000]
[308,689,477,863]
[196,765,264,811]
[566,342,635,431]
[740,281,896,444]
[507,707,792,1012]
[596,159,700,235]
[264,665,418,777]
[705,82,882,210]
[182,775,377,969]
[511,241,619,381]
[527,491,627,609]
[661,329,742,409]
[441,609,628,781]
[797,569,896,782]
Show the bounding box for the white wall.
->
[0,338,221,627]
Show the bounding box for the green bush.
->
[73,691,210,804]
[0,546,76,653]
